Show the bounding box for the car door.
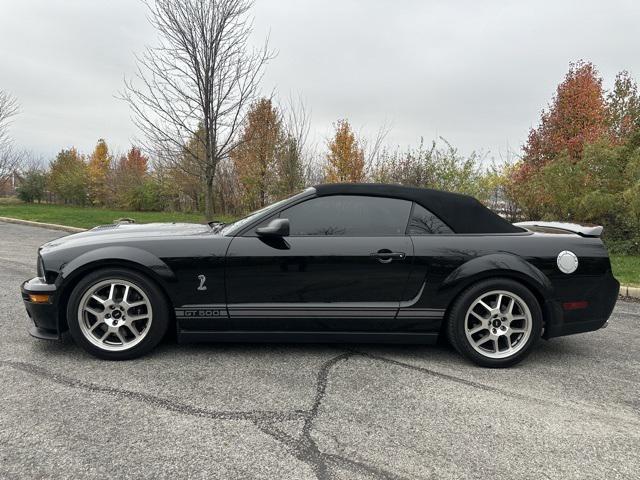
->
[396,203,456,329]
[224,194,416,331]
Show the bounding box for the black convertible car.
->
[21,184,619,367]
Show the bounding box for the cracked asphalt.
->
[1,221,639,480]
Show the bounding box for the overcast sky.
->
[1,0,639,162]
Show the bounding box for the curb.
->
[1,215,639,300]
[0,216,86,233]
[619,284,640,300]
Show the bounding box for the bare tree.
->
[0,91,18,148]
[283,94,311,163]
[123,0,272,219]
[281,94,325,187]
[0,90,21,184]
[360,121,391,178]
[275,94,312,193]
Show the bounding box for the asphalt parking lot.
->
[0,221,638,480]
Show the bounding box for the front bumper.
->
[21,277,60,340]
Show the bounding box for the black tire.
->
[446,278,543,368]
[66,268,170,360]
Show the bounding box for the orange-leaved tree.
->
[325,119,365,183]
[231,98,284,210]
[87,138,113,205]
[511,61,611,218]
[113,146,150,208]
[119,146,148,180]
[523,61,609,167]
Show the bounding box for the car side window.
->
[407,203,453,234]
[280,195,412,236]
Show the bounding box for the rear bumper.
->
[544,272,619,339]
[21,277,60,340]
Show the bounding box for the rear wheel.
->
[67,268,169,360]
[446,278,543,368]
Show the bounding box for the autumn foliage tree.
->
[119,146,148,180]
[511,61,611,218]
[87,139,112,205]
[49,148,87,205]
[524,61,608,166]
[231,98,284,210]
[325,119,365,183]
[504,61,640,253]
[112,147,151,209]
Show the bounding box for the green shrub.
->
[605,238,640,256]
[122,179,170,211]
[16,170,47,203]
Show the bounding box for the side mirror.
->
[256,218,290,237]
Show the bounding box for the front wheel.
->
[66,268,170,360]
[446,278,543,368]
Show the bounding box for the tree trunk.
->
[204,172,215,220]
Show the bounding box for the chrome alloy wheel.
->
[464,290,533,359]
[77,279,153,352]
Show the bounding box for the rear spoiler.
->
[514,221,603,237]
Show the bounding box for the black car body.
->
[21,184,619,366]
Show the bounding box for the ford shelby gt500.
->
[21,184,619,367]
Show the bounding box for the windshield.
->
[220,188,314,236]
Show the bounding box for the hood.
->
[41,222,213,252]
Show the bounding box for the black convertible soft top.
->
[314,183,523,234]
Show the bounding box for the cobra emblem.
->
[197,274,207,291]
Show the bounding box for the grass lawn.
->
[610,255,640,287]
[0,202,236,229]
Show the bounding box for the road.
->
[0,221,638,479]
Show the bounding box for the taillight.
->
[562,301,589,311]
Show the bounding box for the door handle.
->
[370,249,406,263]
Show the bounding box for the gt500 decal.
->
[175,305,226,318]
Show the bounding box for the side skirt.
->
[177,330,439,345]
